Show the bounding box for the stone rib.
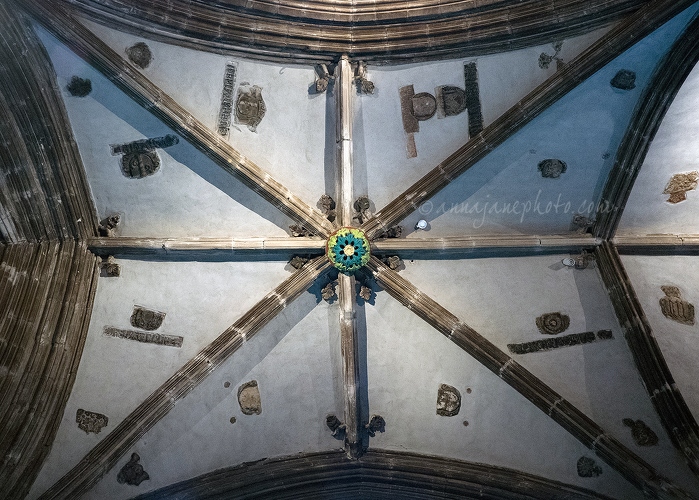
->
[360,0,698,240]
[37,256,331,500]
[596,242,699,475]
[22,0,336,238]
[60,0,647,63]
[0,241,100,500]
[366,256,693,500]
[594,14,699,239]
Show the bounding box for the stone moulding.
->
[57,0,652,63]
[130,449,625,499]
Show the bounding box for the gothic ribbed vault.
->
[3,1,699,499]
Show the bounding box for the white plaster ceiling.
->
[24,3,699,499]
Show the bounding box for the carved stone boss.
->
[659,285,695,325]
[400,62,483,158]
[110,134,179,179]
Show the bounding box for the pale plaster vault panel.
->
[387,7,699,237]
[366,292,643,500]
[79,18,331,212]
[35,24,295,239]
[618,61,699,235]
[399,254,699,495]
[27,259,291,499]
[80,292,342,500]
[355,27,610,212]
[620,255,699,424]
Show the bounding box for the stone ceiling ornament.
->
[663,171,698,203]
[577,457,602,478]
[659,285,695,325]
[354,61,374,94]
[326,414,346,438]
[535,312,570,335]
[321,282,337,302]
[289,224,313,237]
[381,255,403,271]
[130,306,166,331]
[117,453,149,486]
[436,384,461,417]
[76,409,108,434]
[570,214,594,234]
[353,196,371,224]
[318,194,336,222]
[235,83,266,132]
[622,419,658,446]
[314,63,334,93]
[98,214,120,237]
[67,76,92,97]
[539,41,565,70]
[399,62,483,158]
[237,380,262,415]
[289,255,309,270]
[538,158,567,178]
[358,285,373,302]
[365,415,385,437]
[217,62,237,136]
[125,42,152,69]
[610,69,636,90]
[111,134,179,179]
[100,255,120,277]
[327,227,370,274]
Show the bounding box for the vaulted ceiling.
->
[3,1,699,499]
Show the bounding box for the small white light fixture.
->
[415,219,428,230]
[562,257,576,267]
